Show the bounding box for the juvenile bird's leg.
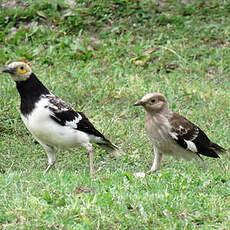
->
[147,147,162,174]
[194,154,206,172]
[43,145,56,174]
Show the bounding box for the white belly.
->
[21,103,90,149]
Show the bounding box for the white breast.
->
[21,98,90,149]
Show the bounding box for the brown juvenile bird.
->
[133,93,226,173]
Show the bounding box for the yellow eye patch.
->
[17,66,28,74]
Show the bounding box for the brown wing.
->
[169,113,220,158]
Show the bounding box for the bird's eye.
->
[151,99,156,103]
[17,65,27,74]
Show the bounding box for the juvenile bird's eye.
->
[151,99,156,103]
[20,66,24,70]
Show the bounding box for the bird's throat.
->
[16,73,50,116]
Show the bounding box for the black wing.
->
[169,113,220,158]
[77,112,106,139]
[46,94,106,139]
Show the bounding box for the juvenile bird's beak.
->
[133,101,144,106]
[2,68,15,74]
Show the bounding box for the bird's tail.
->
[96,140,125,157]
[210,142,226,153]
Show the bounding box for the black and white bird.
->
[133,93,226,173]
[2,61,122,176]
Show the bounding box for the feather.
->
[169,112,224,158]
[45,95,105,138]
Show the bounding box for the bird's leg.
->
[147,147,162,174]
[83,143,107,177]
[89,148,94,177]
[194,154,206,172]
[82,143,95,177]
[43,145,56,174]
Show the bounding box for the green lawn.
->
[0,0,230,229]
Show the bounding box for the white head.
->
[133,93,169,114]
[2,61,32,82]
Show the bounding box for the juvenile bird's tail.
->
[210,142,226,153]
[96,140,125,157]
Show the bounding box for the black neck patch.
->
[16,73,50,116]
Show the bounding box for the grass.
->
[0,0,230,229]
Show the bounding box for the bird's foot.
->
[146,169,158,175]
[146,170,154,175]
[90,161,106,178]
[95,161,106,173]
[44,163,55,174]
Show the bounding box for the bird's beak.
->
[2,68,15,74]
[133,101,144,106]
